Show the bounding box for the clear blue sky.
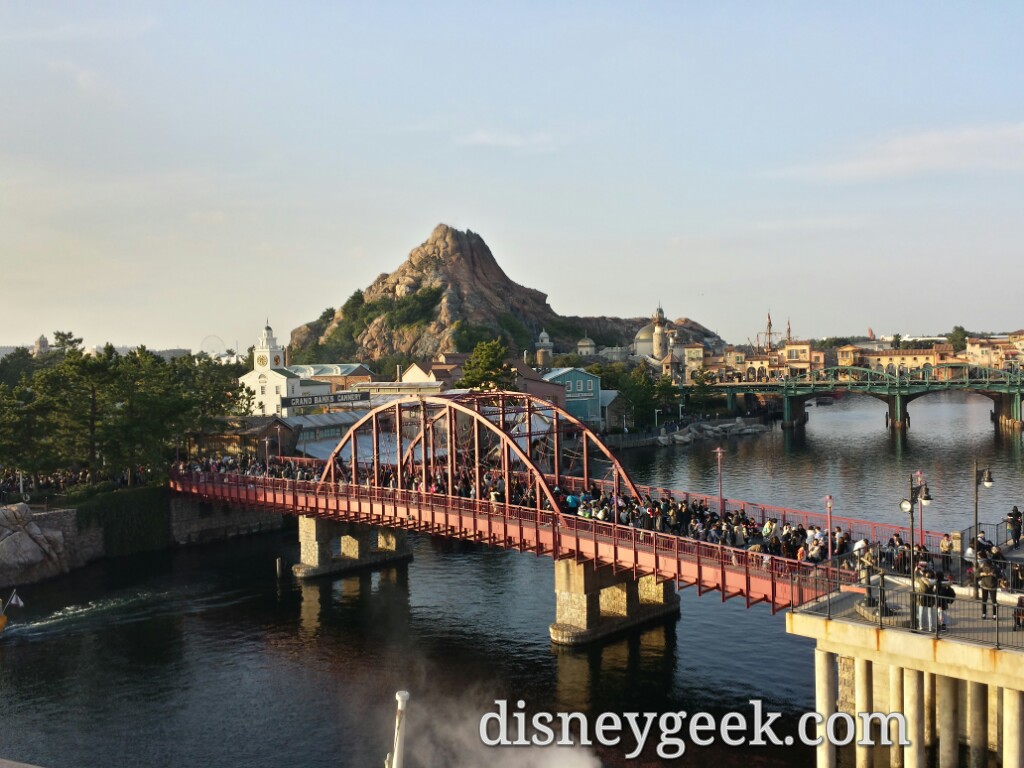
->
[3,2,1023,352]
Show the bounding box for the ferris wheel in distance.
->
[199,335,227,356]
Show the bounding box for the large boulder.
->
[0,503,70,586]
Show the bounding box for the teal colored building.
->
[542,368,602,425]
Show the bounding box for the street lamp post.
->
[263,438,271,477]
[826,495,834,560]
[655,409,663,429]
[713,447,725,515]
[972,458,994,597]
[900,473,931,575]
[914,470,927,542]
[275,425,282,459]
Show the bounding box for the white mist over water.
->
[398,690,603,768]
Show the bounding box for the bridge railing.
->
[793,567,1024,651]
[171,469,865,611]
[544,474,948,552]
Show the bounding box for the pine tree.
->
[457,339,517,391]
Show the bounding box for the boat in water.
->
[0,589,24,633]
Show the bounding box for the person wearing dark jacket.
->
[978,561,1000,619]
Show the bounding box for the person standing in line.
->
[1007,506,1022,550]
[935,572,955,631]
[939,533,954,573]
[914,564,937,632]
[978,561,1000,620]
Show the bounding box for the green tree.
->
[891,333,903,350]
[0,382,58,485]
[586,361,630,392]
[654,375,679,416]
[33,348,114,469]
[688,367,715,414]
[619,366,656,428]
[457,339,517,391]
[0,347,40,388]
[947,325,969,353]
[551,353,584,368]
[100,349,179,485]
[52,331,83,355]
[168,354,253,447]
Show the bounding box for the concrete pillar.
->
[837,655,856,715]
[1004,688,1022,768]
[815,648,837,768]
[598,580,639,617]
[969,681,988,768]
[889,665,904,768]
[293,518,412,579]
[924,672,936,747]
[937,675,959,768]
[553,560,602,634]
[637,573,677,606]
[340,529,374,559]
[855,657,873,768]
[904,669,924,768]
[549,561,680,646]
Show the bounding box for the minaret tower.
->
[535,329,554,368]
[652,304,668,360]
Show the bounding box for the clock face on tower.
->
[273,355,281,366]
[257,354,268,367]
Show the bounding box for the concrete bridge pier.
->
[887,395,908,431]
[794,613,1024,768]
[781,395,808,430]
[994,392,1023,432]
[292,515,412,579]
[548,560,680,646]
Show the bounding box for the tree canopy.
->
[0,338,252,486]
[457,339,517,391]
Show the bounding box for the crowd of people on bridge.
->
[1,464,156,503]
[179,455,325,482]
[174,454,1024,604]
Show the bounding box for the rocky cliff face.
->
[290,224,722,360]
[0,503,70,586]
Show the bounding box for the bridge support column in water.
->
[781,395,808,430]
[790,612,1024,768]
[994,391,1023,432]
[548,560,679,646]
[292,516,412,579]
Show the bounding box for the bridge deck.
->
[171,472,938,612]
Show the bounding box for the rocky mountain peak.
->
[288,224,723,363]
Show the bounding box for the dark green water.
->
[0,392,1018,767]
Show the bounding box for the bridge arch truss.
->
[318,392,643,514]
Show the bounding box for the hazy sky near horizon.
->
[3,3,1023,353]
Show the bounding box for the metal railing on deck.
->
[793,567,1024,651]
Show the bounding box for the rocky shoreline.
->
[0,495,284,590]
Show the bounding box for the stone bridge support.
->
[994,392,1023,432]
[292,515,412,579]
[791,614,1024,768]
[549,560,680,645]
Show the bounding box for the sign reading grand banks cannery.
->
[280,391,370,408]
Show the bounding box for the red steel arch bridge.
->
[170,392,943,644]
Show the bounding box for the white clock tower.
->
[254,321,286,371]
